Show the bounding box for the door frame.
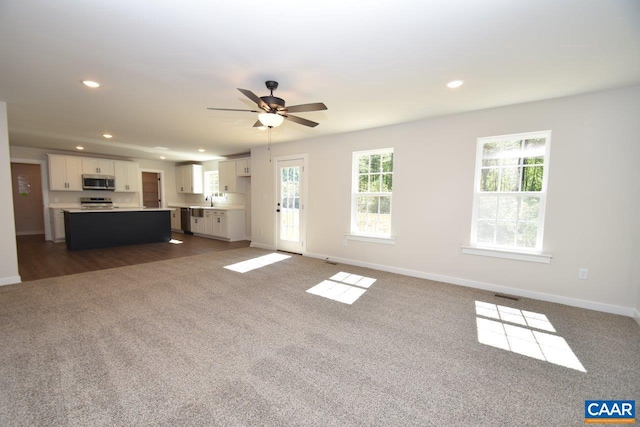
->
[273,153,308,254]
[10,157,51,240]
[139,168,165,207]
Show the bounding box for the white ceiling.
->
[1,0,639,162]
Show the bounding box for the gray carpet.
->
[0,247,638,426]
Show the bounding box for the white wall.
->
[251,85,640,315]
[0,102,21,285]
[636,288,640,326]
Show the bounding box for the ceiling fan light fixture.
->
[258,112,284,128]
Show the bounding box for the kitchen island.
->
[64,208,172,250]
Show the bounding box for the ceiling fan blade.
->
[237,88,270,111]
[283,114,319,128]
[207,107,260,113]
[284,102,327,113]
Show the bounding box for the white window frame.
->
[204,170,225,199]
[466,131,552,262]
[348,148,395,243]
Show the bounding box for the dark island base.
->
[64,210,172,250]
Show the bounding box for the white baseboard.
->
[0,276,22,286]
[250,242,276,251]
[305,251,635,318]
[634,309,640,328]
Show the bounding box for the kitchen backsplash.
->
[49,191,142,206]
[183,191,246,206]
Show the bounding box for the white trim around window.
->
[350,148,394,239]
[468,130,552,259]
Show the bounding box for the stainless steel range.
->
[80,197,114,210]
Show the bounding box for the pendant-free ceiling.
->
[207,81,327,128]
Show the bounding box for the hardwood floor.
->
[16,233,251,282]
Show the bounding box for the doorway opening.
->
[142,172,161,208]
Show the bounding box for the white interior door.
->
[276,158,306,254]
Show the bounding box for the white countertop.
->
[64,208,172,213]
[167,204,245,211]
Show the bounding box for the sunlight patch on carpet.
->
[307,272,377,304]
[475,301,585,372]
[224,253,291,273]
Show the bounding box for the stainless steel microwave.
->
[82,174,115,191]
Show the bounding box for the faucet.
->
[205,195,214,207]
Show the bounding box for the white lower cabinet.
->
[212,214,228,238]
[193,209,245,241]
[207,210,228,238]
[170,209,181,230]
[51,209,66,241]
[204,210,215,235]
[191,216,205,234]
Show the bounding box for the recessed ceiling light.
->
[102,133,113,139]
[159,156,166,160]
[82,80,101,88]
[198,149,205,152]
[446,80,464,89]
[76,146,84,150]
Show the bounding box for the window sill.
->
[345,234,396,245]
[461,246,552,264]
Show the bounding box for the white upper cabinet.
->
[219,159,249,193]
[176,164,203,194]
[114,161,139,192]
[82,158,114,175]
[48,153,139,192]
[218,161,237,193]
[236,158,251,176]
[48,154,83,191]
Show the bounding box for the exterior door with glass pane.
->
[276,158,306,254]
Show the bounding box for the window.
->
[351,148,393,238]
[204,170,224,197]
[470,131,550,252]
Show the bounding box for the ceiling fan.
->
[207,81,327,128]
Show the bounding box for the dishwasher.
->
[180,208,193,234]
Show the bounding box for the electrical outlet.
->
[578,268,588,280]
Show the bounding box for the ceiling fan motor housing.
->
[260,95,285,111]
